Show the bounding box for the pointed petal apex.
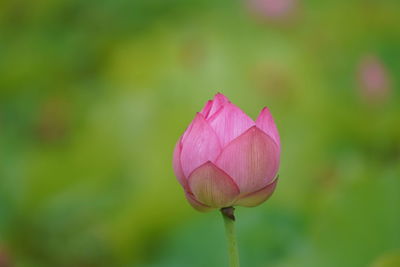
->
[185,192,215,212]
[235,179,278,207]
[188,162,240,208]
[206,93,230,119]
[180,113,222,177]
[200,100,213,118]
[256,107,280,149]
[213,92,230,104]
[209,103,255,147]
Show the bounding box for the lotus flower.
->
[173,93,280,212]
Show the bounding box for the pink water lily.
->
[173,93,280,212]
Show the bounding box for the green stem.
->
[221,207,240,267]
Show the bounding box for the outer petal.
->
[216,126,280,194]
[181,121,194,144]
[256,107,280,150]
[173,137,188,190]
[188,162,240,208]
[208,103,255,147]
[234,179,278,207]
[185,192,215,212]
[180,113,222,177]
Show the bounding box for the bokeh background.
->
[1,0,399,266]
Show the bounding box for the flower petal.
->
[256,107,280,150]
[208,103,255,147]
[185,192,215,212]
[216,126,280,194]
[206,93,230,119]
[180,113,222,177]
[234,179,278,207]
[200,100,213,118]
[181,121,194,144]
[188,162,240,208]
[173,137,188,190]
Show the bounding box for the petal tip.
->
[208,102,255,146]
[214,92,230,101]
[215,125,280,194]
[256,107,280,149]
[200,100,213,117]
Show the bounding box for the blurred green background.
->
[1,0,399,266]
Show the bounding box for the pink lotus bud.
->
[173,93,280,211]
